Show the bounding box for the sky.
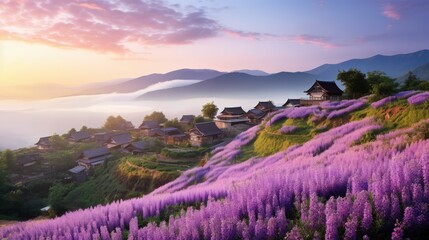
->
[1,0,429,98]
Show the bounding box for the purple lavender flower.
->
[407,92,429,105]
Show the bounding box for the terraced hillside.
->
[1,91,429,239]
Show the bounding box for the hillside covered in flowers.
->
[1,91,429,239]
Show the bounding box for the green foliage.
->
[0,149,15,172]
[337,68,370,99]
[49,134,69,150]
[144,111,167,123]
[161,148,206,159]
[80,126,88,131]
[48,182,76,216]
[402,71,421,90]
[103,115,130,131]
[414,121,429,140]
[68,128,77,135]
[201,102,218,120]
[367,71,398,100]
[164,118,183,131]
[194,115,209,123]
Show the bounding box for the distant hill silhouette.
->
[397,62,429,83]
[306,49,429,79]
[78,69,225,95]
[137,71,319,100]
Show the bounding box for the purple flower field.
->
[1,96,429,239]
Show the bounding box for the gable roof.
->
[283,99,301,107]
[220,107,246,115]
[16,153,41,165]
[192,122,223,136]
[304,80,343,95]
[107,132,132,145]
[254,101,275,110]
[124,140,155,151]
[139,120,160,130]
[79,147,110,159]
[246,108,266,119]
[69,131,91,141]
[180,115,195,123]
[93,132,115,141]
[35,136,51,146]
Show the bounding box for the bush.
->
[161,148,206,159]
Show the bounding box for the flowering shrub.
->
[371,96,397,108]
[407,92,429,105]
[327,100,366,119]
[1,115,429,239]
[279,125,297,134]
[394,90,419,99]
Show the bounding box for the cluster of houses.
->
[26,80,343,182]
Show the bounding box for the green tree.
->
[144,111,167,123]
[80,126,88,131]
[194,115,208,123]
[337,68,370,99]
[48,182,75,216]
[103,115,128,130]
[201,102,218,120]
[164,118,183,130]
[367,71,398,99]
[402,71,421,90]
[68,128,77,135]
[49,134,69,150]
[0,149,15,172]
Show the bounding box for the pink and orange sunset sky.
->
[1,0,429,98]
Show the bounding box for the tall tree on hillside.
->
[201,102,218,120]
[103,115,129,130]
[367,71,398,99]
[0,149,15,172]
[144,111,167,123]
[337,68,370,99]
[49,134,69,150]
[402,71,423,90]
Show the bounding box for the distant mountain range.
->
[69,49,429,100]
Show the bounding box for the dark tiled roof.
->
[35,136,51,146]
[108,133,132,145]
[16,153,41,165]
[79,147,110,159]
[220,107,246,115]
[255,101,275,109]
[283,99,301,107]
[193,122,223,136]
[124,140,155,151]
[69,131,91,141]
[180,115,195,123]
[69,165,86,174]
[246,108,266,119]
[139,120,160,129]
[152,127,185,137]
[305,80,343,95]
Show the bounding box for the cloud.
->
[0,0,222,53]
[291,34,338,49]
[382,3,400,20]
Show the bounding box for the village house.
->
[246,108,266,124]
[68,165,87,182]
[139,120,161,136]
[254,101,276,112]
[179,115,195,125]
[35,136,53,151]
[123,140,156,154]
[105,132,132,149]
[215,107,249,129]
[92,132,115,144]
[189,122,224,147]
[301,80,343,105]
[152,127,187,145]
[68,131,91,142]
[283,99,301,108]
[76,147,112,169]
[16,153,42,168]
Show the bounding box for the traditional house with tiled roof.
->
[151,127,187,145]
[68,131,91,142]
[301,80,343,106]
[189,122,224,146]
[105,132,132,149]
[76,147,112,169]
[246,108,266,124]
[215,107,249,129]
[139,120,161,136]
[283,99,301,108]
[16,153,42,168]
[254,101,276,112]
[123,140,157,154]
[35,136,53,151]
[179,115,195,125]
